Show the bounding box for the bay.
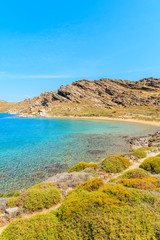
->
[0,113,158,192]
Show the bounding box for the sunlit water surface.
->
[0,113,159,192]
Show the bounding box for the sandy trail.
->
[0,203,61,234]
[103,151,160,182]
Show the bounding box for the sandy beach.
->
[45,115,160,127]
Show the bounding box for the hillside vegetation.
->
[1,141,160,239]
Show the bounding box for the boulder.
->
[0,198,8,211]
[45,172,90,190]
[5,207,19,218]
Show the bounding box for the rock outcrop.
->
[129,130,160,149]
[0,198,8,212]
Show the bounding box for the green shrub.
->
[68,161,88,172]
[0,191,21,198]
[87,162,99,170]
[119,168,149,179]
[7,183,61,212]
[68,161,98,172]
[3,183,160,240]
[57,190,124,220]
[118,177,159,190]
[138,147,153,151]
[6,197,18,208]
[75,177,104,192]
[99,184,158,205]
[101,155,130,173]
[2,206,159,240]
[0,212,63,240]
[100,184,133,202]
[62,205,160,240]
[28,182,56,190]
[140,156,160,173]
[58,183,159,221]
[130,148,147,159]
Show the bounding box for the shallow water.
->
[0,114,159,192]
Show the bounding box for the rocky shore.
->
[129,130,160,149]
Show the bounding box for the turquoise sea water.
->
[0,113,159,192]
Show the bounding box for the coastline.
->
[44,115,160,126]
[1,112,159,194]
[3,111,160,127]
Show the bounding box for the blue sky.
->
[0,0,160,102]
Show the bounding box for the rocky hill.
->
[1,77,160,116]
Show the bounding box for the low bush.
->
[130,148,147,159]
[75,177,104,192]
[57,181,160,221]
[7,183,61,212]
[2,205,159,240]
[0,212,73,240]
[6,196,19,208]
[87,162,98,170]
[138,147,153,151]
[68,161,89,172]
[118,177,159,190]
[62,205,160,240]
[0,191,21,198]
[137,180,158,190]
[28,182,56,190]
[101,155,130,173]
[100,184,133,202]
[68,161,98,172]
[140,156,160,173]
[99,184,158,205]
[57,189,124,220]
[119,168,149,179]
[3,183,160,240]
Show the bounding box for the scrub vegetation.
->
[68,161,98,172]
[129,148,147,159]
[1,148,160,239]
[6,183,61,212]
[140,155,160,173]
[100,155,130,173]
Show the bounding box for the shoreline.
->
[2,111,160,126]
[44,115,160,126]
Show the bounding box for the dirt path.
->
[0,203,61,234]
[103,151,160,182]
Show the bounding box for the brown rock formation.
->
[1,77,160,114]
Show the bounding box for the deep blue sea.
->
[0,113,159,192]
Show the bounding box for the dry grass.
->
[46,104,160,122]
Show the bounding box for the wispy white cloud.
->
[0,72,70,79]
[15,75,70,79]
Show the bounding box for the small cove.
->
[0,114,159,192]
